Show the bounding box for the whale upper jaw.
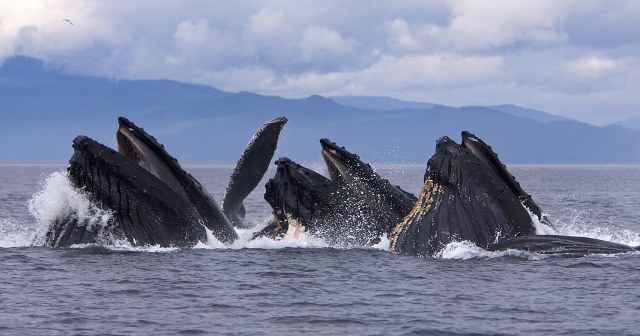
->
[117,117,238,244]
[460,131,546,223]
[116,117,188,199]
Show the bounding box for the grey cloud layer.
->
[1,0,638,124]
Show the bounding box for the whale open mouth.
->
[115,117,188,200]
[320,138,366,185]
[460,131,546,223]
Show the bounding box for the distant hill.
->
[329,96,436,110]
[488,104,571,123]
[329,98,570,125]
[611,117,640,131]
[2,55,640,164]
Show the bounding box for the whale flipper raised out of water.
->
[222,117,287,229]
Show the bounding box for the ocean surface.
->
[1,163,639,335]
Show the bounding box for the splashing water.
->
[28,171,114,246]
[552,217,640,247]
[435,241,551,260]
[0,217,36,247]
[8,168,640,255]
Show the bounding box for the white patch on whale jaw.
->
[283,215,309,240]
[277,204,322,245]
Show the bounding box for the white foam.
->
[553,219,640,246]
[437,241,547,261]
[67,241,181,253]
[245,233,329,249]
[527,204,640,246]
[27,171,113,245]
[371,234,391,250]
[9,170,639,255]
[0,217,37,247]
[531,213,557,235]
[193,226,227,249]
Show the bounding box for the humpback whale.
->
[43,116,286,247]
[391,132,639,257]
[390,135,539,256]
[49,134,212,247]
[256,139,415,245]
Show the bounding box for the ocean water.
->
[1,163,640,335]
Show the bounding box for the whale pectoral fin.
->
[222,117,288,228]
[488,235,637,256]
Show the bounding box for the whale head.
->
[45,117,238,247]
[263,158,341,238]
[390,134,536,256]
[52,134,206,247]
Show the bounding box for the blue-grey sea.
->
[1,163,639,335]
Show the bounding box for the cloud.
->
[567,56,621,79]
[383,19,421,52]
[507,50,633,95]
[0,0,117,60]
[174,19,213,51]
[231,53,504,97]
[247,7,287,38]
[361,54,504,89]
[167,18,238,69]
[425,0,569,51]
[1,0,639,124]
[296,26,359,70]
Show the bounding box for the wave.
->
[27,171,114,246]
[0,217,37,247]
[435,212,640,261]
[2,171,639,257]
[436,241,551,261]
[552,217,640,247]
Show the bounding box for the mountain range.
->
[1,55,639,164]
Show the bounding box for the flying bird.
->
[63,19,73,26]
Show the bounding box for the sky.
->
[1,0,638,125]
